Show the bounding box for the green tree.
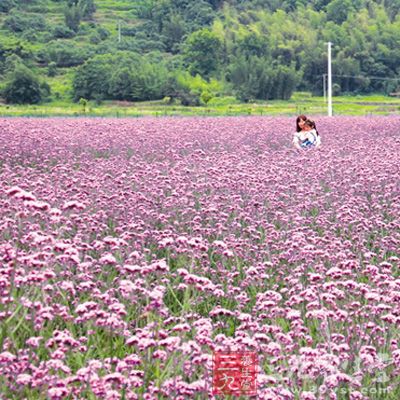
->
[38,41,91,67]
[52,25,75,39]
[151,0,171,33]
[0,0,15,12]
[183,28,222,78]
[3,0,400,101]
[79,0,96,19]
[385,0,400,22]
[47,61,57,77]
[3,64,50,104]
[312,0,332,11]
[185,1,215,30]
[109,67,133,100]
[161,14,186,53]
[3,54,24,74]
[164,73,201,105]
[206,0,223,10]
[227,55,299,101]
[237,32,270,59]
[72,52,170,102]
[270,64,299,99]
[72,55,112,101]
[129,61,169,101]
[326,0,354,24]
[3,10,47,33]
[227,56,267,102]
[64,4,81,32]
[97,26,109,41]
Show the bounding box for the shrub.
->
[200,90,213,104]
[38,41,93,67]
[79,97,88,112]
[72,54,113,101]
[64,4,81,33]
[3,64,50,104]
[228,56,299,101]
[179,91,201,106]
[96,26,109,41]
[72,52,170,102]
[47,62,57,77]
[3,11,47,33]
[89,33,101,44]
[0,0,15,12]
[80,0,96,19]
[183,28,222,78]
[53,25,76,39]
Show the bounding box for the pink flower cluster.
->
[0,116,399,399]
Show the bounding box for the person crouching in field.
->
[293,117,321,149]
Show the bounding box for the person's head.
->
[296,115,307,132]
[303,119,315,131]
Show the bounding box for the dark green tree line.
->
[2,0,400,104]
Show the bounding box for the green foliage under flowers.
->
[2,91,400,116]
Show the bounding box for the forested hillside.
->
[0,0,399,105]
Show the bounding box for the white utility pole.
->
[118,20,121,43]
[326,42,333,116]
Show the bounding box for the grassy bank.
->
[1,93,400,117]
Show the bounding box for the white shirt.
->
[293,129,321,149]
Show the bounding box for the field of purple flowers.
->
[0,116,399,400]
